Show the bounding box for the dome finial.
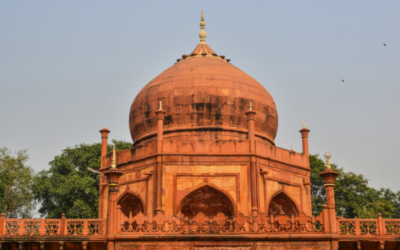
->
[325,150,331,169]
[199,11,207,43]
[302,121,305,128]
[111,143,116,168]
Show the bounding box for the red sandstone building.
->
[0,13,398,250]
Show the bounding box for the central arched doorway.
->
[179,185,235,219]
[268,191,298,215]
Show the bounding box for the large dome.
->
[129,42,278,144]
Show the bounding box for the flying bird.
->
[384,44,386,46]
[342,80,344,82]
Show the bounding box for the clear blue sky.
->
[1,1,399,190]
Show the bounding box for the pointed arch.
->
[178,183,237,219]
[117,188,146,217]
[266,190,300,216]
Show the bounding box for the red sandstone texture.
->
[129,55,278,145]
[1,41,395,250]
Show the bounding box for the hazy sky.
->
[1,1,399,191]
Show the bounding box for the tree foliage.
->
[0,147,36,218]
[310,154,400,218]
[33,140,132,218]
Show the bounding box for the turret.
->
[300,121,310,165]
[99,126,110,218]
[155,101,166,215]
[246,101,258,216]
[319,151,339,234]
[104,145,123,250]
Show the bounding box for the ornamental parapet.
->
[0,213,324,238]
[118,211,324,234]
[3,214,400,242]
[337,214,400,240]
[101,145,309,172]
[0,216,105,238]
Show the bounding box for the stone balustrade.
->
[337,214,400,237]
[0,214,105,237]
[3,212,400,239]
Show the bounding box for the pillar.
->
[60,213,65,236]
[319,151,339,234]
[299,121,312,216]
[0,213,4,236]
[155,101,166,215]
[104,146,123,250]
[303,181,312,216]
[100,127,111,164]
[377,213,385,236]
[299,121,310,165]
[245,102,258,216]
[99,127,110,218]
[300,122,312,215]
[116,205,121,234]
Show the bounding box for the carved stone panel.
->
[122,247,140,250]
[195,246,251,250]
[256,241,331,250]
[117,243,189,250]
[257,242,330,250]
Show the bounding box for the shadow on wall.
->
[179,185,235,219]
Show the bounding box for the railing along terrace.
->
[337,214,400,237]
[118,211,324,234]
[0,214,105,237]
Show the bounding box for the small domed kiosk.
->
[98,11,328,250]
[100,10,311,223]
[2,12,395,250]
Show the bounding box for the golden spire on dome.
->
[111,144,116,168]
[302,121,305,128]
[249,101,253,110]
[159,100,162,109]
[325,150,331,169]
[199,11,207,43]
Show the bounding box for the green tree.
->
[33,140,131,218]
[310,154,398,218]
[389,190,400,218]
[0,147,36,218]
[309,154,326,216]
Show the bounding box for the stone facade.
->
[1,14,399,250]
